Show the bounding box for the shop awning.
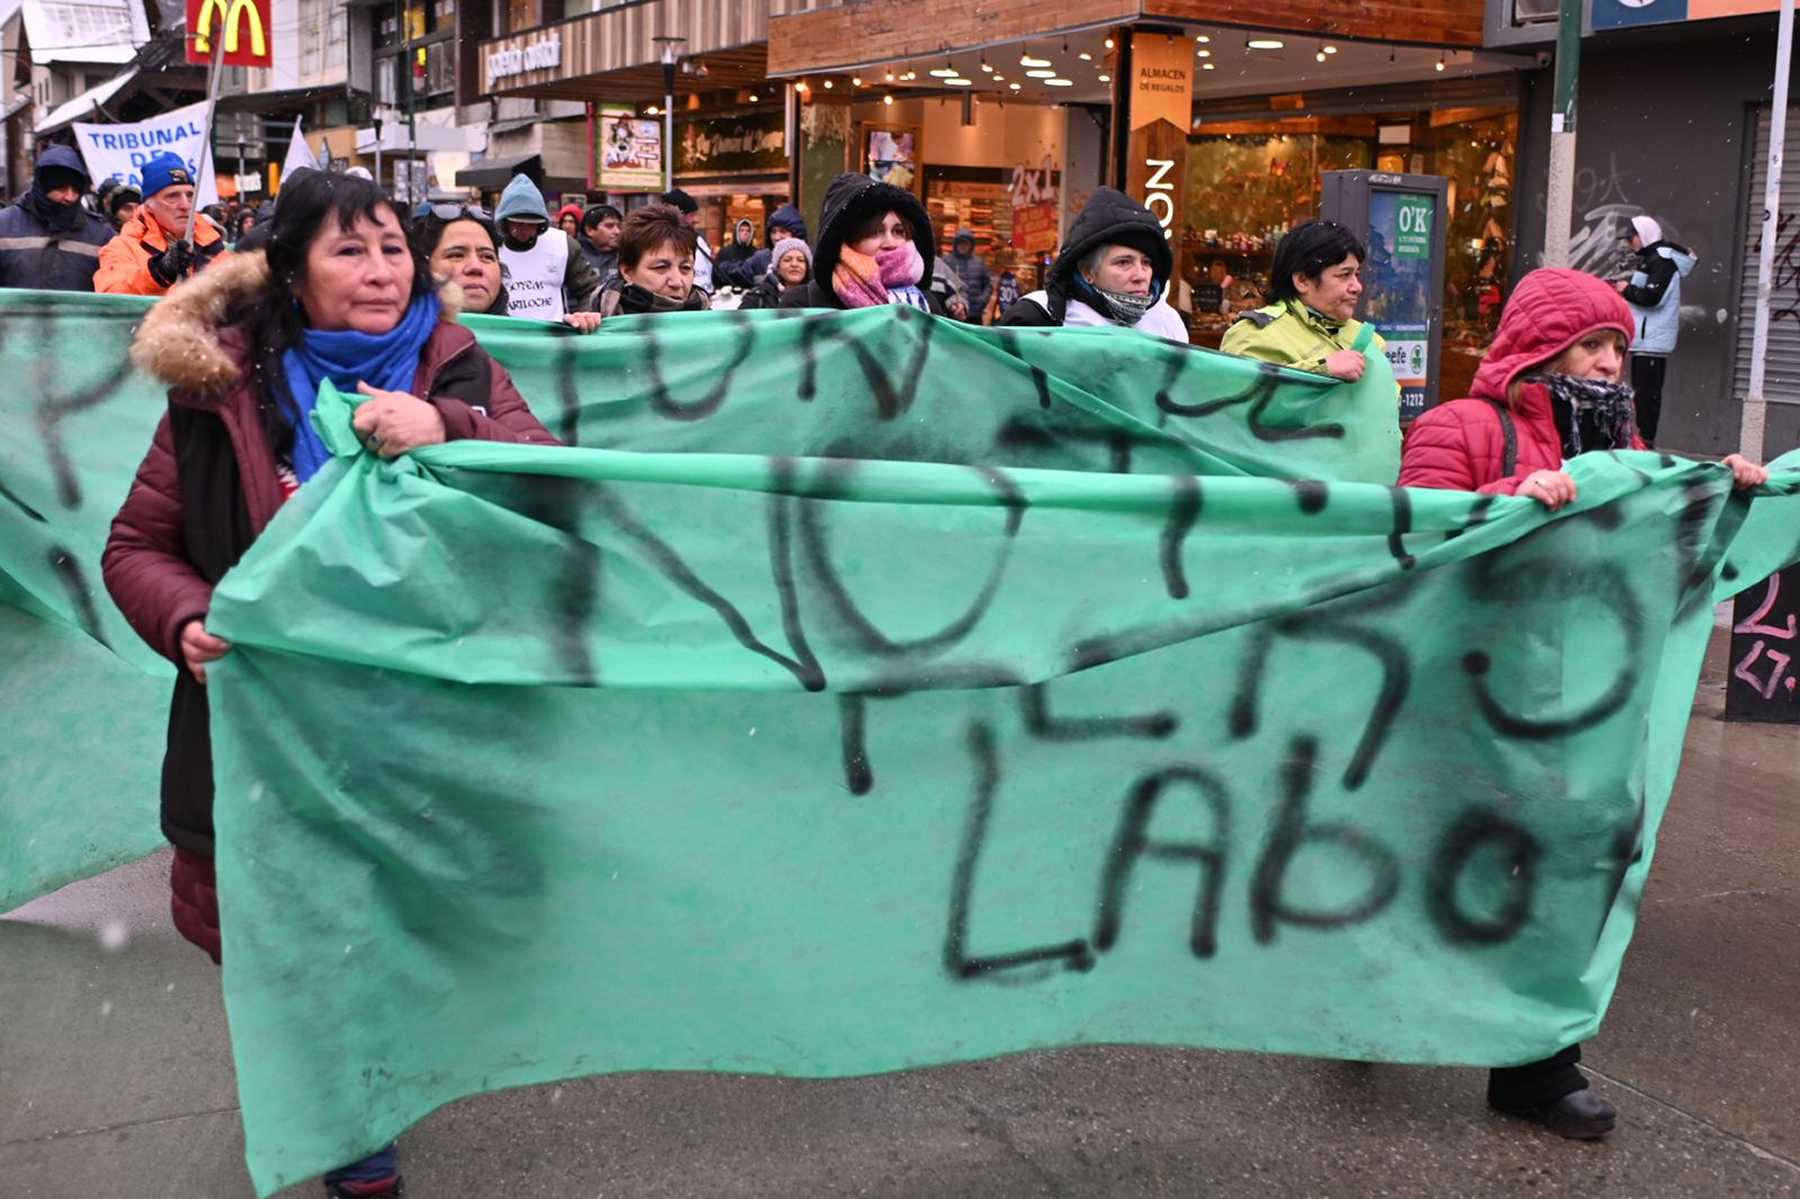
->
[216,85,362,115]
[34,69,139,135]
[455,154,544,190]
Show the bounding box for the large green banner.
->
[1,294,1796,1197]
[0,296,1405,908]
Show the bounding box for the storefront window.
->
[1182,129,1374,345]
[1179,108,1518,373]
[1425,111,1517,376]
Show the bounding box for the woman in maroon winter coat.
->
[1399,267,1765,1142]
[1400,268,1764,505]
[102,172,556,1199]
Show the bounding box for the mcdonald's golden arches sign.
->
[187,0,273,68]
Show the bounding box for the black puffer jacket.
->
[999,187,1172,327]
[0,146,115,291]
[778,172,944,313]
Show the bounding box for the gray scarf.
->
[1095,285,1155,326]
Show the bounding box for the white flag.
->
[281,117,319,183]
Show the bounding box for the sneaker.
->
[324,1176,405,1199]
[1493,1088,1617,1140]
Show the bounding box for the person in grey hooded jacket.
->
[1614,214,1695,445]
[494,172,602,322]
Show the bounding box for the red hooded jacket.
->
[1398,269,1642,495]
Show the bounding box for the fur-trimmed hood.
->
[130,249,466,392]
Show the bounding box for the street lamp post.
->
[652,35,686,191]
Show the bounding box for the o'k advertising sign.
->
[72,99,220,207]
[1392,194,1433,259]
[186,0,273,68]
[597,107,664,191]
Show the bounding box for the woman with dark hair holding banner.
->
[1222,219,1380,381]
[102,171,557,1198]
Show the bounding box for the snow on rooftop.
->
[20,0,137,65]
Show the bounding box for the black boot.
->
[1491,1087,1617,1140]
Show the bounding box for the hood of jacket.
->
[766,203,808,245]
[1648,241,1697,277]
[130,249,465,392]
[496,174,550,225]
[1049,188,1172,291]
[811,172,934,293]
[34,144,90,190]
[1471,268,1634,404]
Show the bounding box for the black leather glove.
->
[147,238,194,287]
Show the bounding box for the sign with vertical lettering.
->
[1125,31,1194,291]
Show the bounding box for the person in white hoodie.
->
[1614,214,1695,446]
[997,188,1189,344]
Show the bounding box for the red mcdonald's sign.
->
[186,0,274,68]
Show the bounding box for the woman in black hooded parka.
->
[998,187,1189,343]
[778,172,946,314]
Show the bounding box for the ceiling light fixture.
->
[946,77,973,86]
[930,61,958,77]
[1097,73,1111,82]
[822,78,833,88]
[885,69,895,81]
[1202,62,1215,70]
[1323,44,1338,54]
[1195,34,1211,43]
[851,76,862,86]
[1196,49,1210,58]
[794,81,807,92]
[1315,51,1326,62]
[1435,53,1447,71]
[980,59,993,72]
[1025,68,1057,78]
[883,94,894,106]
[748,93,759,102]
[1078,51,1092,61]
[1009,81,1022,90]
[1020,53,1052,67]
[645,105,659,115]
[1248,38,1284,50]
[1104,37,1114,49]
[1045,77,1073,87]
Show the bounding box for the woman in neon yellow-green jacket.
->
[1220,219,1384,379]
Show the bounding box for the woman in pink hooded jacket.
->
[1400,267,1764,1139]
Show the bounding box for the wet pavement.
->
[3,627,1796,1198]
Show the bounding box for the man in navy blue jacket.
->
[0,146,114,291]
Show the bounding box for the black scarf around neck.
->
[1524,373,1638,457]
[617,282,706,315]
[22,186,83,233]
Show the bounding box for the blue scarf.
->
[279,292,440,481]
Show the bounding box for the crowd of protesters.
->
[0,136,1763,1197]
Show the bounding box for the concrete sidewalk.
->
[3,633,1796,1198]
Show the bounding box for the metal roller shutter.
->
[1733,105,1800,407]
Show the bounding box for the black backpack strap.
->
[1483,399,1518,477]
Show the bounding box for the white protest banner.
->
[73,99,219,206]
